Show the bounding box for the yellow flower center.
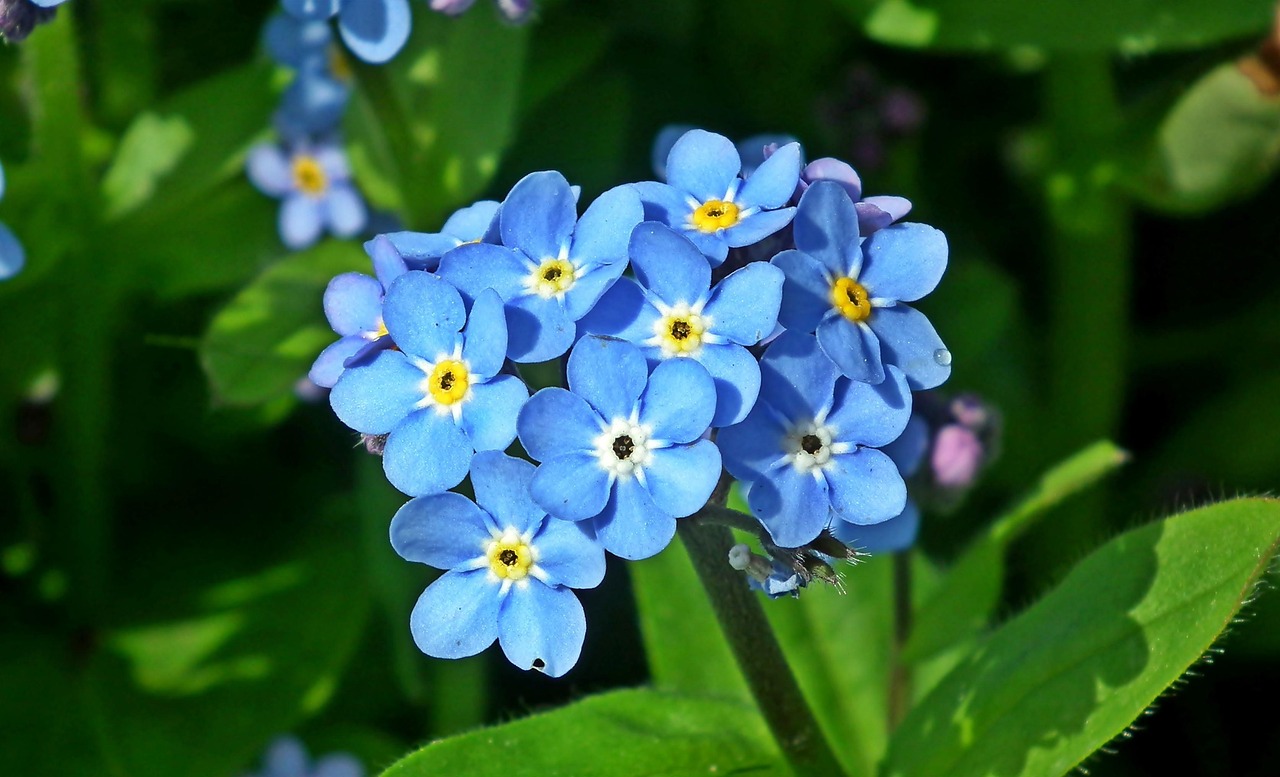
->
[486,529,536,582]
[292,155,328,197]
[830,277,873,323]
[653,308,707,356]
[691,199,741,233]
[527,258,577,299]
[426,359,470,406]
[370,318,389,340]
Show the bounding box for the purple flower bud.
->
[0,0,59,43]
[930,424,984,489]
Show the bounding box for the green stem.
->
[678,518,846,776]
[887,551,913,732]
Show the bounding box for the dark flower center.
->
[801,434,823,455]
[670,320,692,340]
[543,266,562,282]
[438,370,455,391]
[499,549,519,567]
[612,435,635,460]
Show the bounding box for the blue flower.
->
[309,235,408,387]
[0,161,25,281]
[243,736,363,777]
[381,199,500,272]
[281,0,410,64]
[772,180,950,390]
[438,172,643,363]
[247,137,368,250]
[579,221,783,427]
[634,129,800,267]
[429,0,534,22]
[797,157,911,236]
[264,14,353,138]
[329,272,528,496]
[517,336,722,560]
[830,412,928,553]
[718,332,912,548]
[391,451,605,677]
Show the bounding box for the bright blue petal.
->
[365,234,409,287]
[666,130,741,202]
[748,466,830,548]
[390,491,492,568]
[826,447,907,525]
[410,569,500,658]
[833,500,919,553]
[571,184,643,266]
[444,200,500,240]
[0,224,26,281]
[501,171,577,260]
[757,332,839,424]
[695,344,762,428]
[469,451,543,533]
[718,403,787,482]
[282,0,339,21]
[385,231,461,271]
[738,134,801,176]
[517,387,602,461]
[643,440,721,518]
[632,181,691,228]
[382,272,466,359]
[309,334,366,388]
[460,375,526,452]
[532,519,605,589]
[323,272,383,336]
[682,227,730,266]
[280,194,323,249]
[827,366,912,448]
[437,242,529,304]
[638,358,715,443]
[323,184,367,237]
[530,453,612,522]
[860,222,948,302]
[329,350,422,433]
[628,221,709,305]
[576,278,659,343]
[792,180,861,277]
[383,410,472,496]
[884,413,929,477]
[867,304,950,390]
[817,316,885,385]
[736,141,801,210]
[651,124,695,179]
[507,294,575,363]
[593,478,676,560]
[704,262,783,345]
[461,288,508,378]
[338,0,411,64]
[498,583,585,677]
[772,249,830,334]
[566,335,648,421]
[562,259,627,321]
[722,207,796,249]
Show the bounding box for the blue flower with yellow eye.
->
[517,336,722,560]
[772,180,950,390]
[579,221,783,427]
[633,128,801,267]
[391,451,605,677]
[831,412,928,553]
[0,161,25,281]
[243,736,363,777]
[281,0,410,64]
[381,199,500,272]
[718,332,912,548]
[265,13,352,138]
[247,137,368,250]
[329,272,528,496]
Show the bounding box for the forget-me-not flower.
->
[518,336,722,560]
[391,451,605,677]
[247,137,368,250]
[281,0,410,64]
[265,14,352,138]
[241,735,363,777]
[831,412,928,553]
[330,272,528,496]
[382,199,500,272]
[0,161,25,281]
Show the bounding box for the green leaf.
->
[905,441,1129,663]
[101,112,195,220]
[0,634,105,773]
[379,689,787,777]
[884,497,1280,777]
[200,241,368,405]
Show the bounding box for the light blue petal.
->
[500,171,577,260]
[566,335,648,421]
[517,387,602,461]
[246,143,290,196]
[665,129,741,202]
[792,180,861,277]
[643,440,721,518]
[383,410,472,496]
[772,249,830,334]
[827,366,912,448]
[884,413,930,477]
[825,447,907,525]
[323,184,367,237]
[803,157,862,201]
[460,374,526,452]
[833,500,919,554]
[704,262,783,345]
[562,259,627,322]
[382,272,465,360]
[309,334,367,388]
[530,453,612,522]
[736,141,801,210]
[264,13,330,68]
[278,70,348,136]
[638,358,716,443]
[817,316,885,385]
[532,519,605,589]
[437,242,530,304]
[264,736,308,776]
[757,332,839,425]
[738,134,801,176]
[390,491,493,568]
[722,207,795,249]
[461,288,508,378]
[365,234,409,287]
[571,184,643,266]
[593,478,676,560]
[385,231,460,271]
[628,221,709,306]
[313,755,365,777]
[682,227,730,266]
[280,195,323,249]
[507,294,574,363]
[748,466,830,548]
[631,181,691,228]
[651,124,695,179]
[330,350,422,433]
[695,344,761,428]
[867,304,950,390]
[859,195,912,229]
[0,224,26,281]
[323,272,383,336]
[469,451,543,533]
[498,583,585,677]
[282,0,340,21]
[718,402,787,482]
[576,278,659,343]
[409,568,500,659]
[860,222,948,302]
[443,200,500,240]
[338,0,411,64]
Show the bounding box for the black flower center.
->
[801,434,823,455]
[499,549,519,567]
[543,267,562,281]
[438,370,455,391]
[670,320,692,340]
[612,435,635,460]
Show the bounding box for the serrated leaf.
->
[885,497,1280,777]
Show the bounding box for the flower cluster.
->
[315,127,951,675]
[0,160,24,281]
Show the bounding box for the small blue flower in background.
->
[0,161,25,281]
[330,272,528,496]
[247,137,368,250]
[634,128,800,267]
[429,0,534,22]
[718,332,912,548]
[242,735,363,777]
[281,0,410,64]
[382,199,500,272]
[579,221,783,427]
[309,234,407,388]
[517,336,722,560]
[0,0,65,43]
[438,171,643,363]
[831,412,928,553]
[265,13,352,138]
[391,451,605,677]
[772,180,950,390]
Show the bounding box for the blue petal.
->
[323,272,383,336]
[860,222,948,302]
[682,227,730,266]
[666,130,742,202]
[562,259,627,322]
[571,184,643,266]
[460,375,526,452]
[832,500,919,553]
[736,141,801,210]
[566,336,648,421]
[443,200,500,240]
[772,249,831,334]
[391,492,493,568]
[501,171,577,261]
[530,453,612,522]
[383,410,472,496]
[757,332,840,425]
[593,478,676,560]
[461,288,508,378]
[532,519,605,589]
[827,366,912,448]
[280,194,323,249]
[792,180,861,277]
[817,316,885,385]
[884,413,930,477]
[825,447,907,525]
[859,195,912,233]
[638,358,716,443]
[313,755,365,777]
[278,70,348,136]
[747,466,830,548]
[723,207,795,249]
[382,272,466,360]
[263,14,330,68]
[365,234,409,287]
[309,334,367,388]
[718,402,787,482]
[517,387,602,461]
[264,736,308,776]
[338,0,411,64]
[498,583,585,677]
[469,451,543,533]
[867,304,950,390]
[385,231,461,272]
[695,344,762,428]
[738,134,801,176]
[631,181,691,228]
[703,262,783,345]
[0,224,26,281]
[651,124,695,178]
[330,350,422,433]
[507,294,574,363]
[576,278,659,343]
[628,222,709,305]
[643,440,721,518]
[802,157,862,201]
[282,0,339,21]
[324,184,368,237]
[410,568,500,658]
[437,242,530,304]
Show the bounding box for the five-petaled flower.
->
[247,137,368,250]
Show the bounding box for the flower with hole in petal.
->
[633,128,800,267]
[772,180,950,390]
[281,0,410,64]
[0,161,24,281]
[247,137,368,250]
[391,451,605,677]
[438,171,643,363]
[831,411,928,553]
[242,736,363,777]
[381,199,500,272]
[579,221,782,427]
[517,336,721,560]
[719,332,912,548]
[330,272,528,496]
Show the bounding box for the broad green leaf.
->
[101,112,195,219]
[885,497,1280,777]
[380,689,787,777]
[905,441,1128,663]
[200,240,368,405]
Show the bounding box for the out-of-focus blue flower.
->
[430,0,534,21]
[281,0,410,64]
[330,272,528,496]
[517,336,721,560]
[383,199,500,272]
[831,412,928,553]
[438,172,643,363]
[0,161,25,281]
[265,14,353,138]
[309,235,408,387]
[247,137,368,250]
[719,332,912,548]
[391,451,605,676]
[0,0,63,42]
[772,180,950,390]
[242,735,363,777]
[634,129,800,267]
[579,221,783,427]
